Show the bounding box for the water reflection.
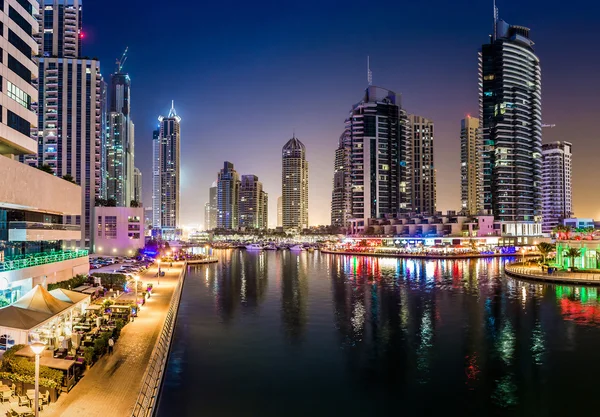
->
[205,249,268,322]
[161,252,600,417]
[280,251,308,343]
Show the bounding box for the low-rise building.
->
[92,207,145,256]
[348,212,542,247]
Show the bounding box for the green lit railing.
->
[0,250,88,272]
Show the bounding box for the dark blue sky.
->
[85,0,600,226]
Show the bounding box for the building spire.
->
[367,56,372,86]
[168,100,177,117]
[493,0,498,40]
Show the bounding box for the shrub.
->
[91,273,127,289]
[1,345,63,387]
[83,347,94,365]
[47,274,89,291]
[0,372,60,389]
[93,337,107,357]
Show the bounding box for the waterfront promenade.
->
[321,249,534,260]
[43,262,185,417]
[505,263,600,286]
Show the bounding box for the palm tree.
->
[565,247,581,270]
[537,242,555,264]
[62,174,76,184]
[37,164,54,174]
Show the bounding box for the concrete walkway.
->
[505,263,600,285]
[43,262,185,417]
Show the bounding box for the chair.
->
[10,384,15,395]
[18,396,28,406]
[41,392,49,406]
[2,390,12,403]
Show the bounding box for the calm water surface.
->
[157,250,600,417]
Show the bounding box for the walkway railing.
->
[131,264,186,417]
[505,264,600,283]
[0,250,88,272]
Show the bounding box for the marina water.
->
[157,250,600,416]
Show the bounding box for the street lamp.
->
[157,260,161,285]
[30,341,45,417]
[134,275,139,310]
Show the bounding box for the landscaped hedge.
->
[47,274,89,291]
[0,345,63,389]
[90,272,127,288]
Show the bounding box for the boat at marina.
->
[264,244,278,251]
[245,243,264,250]
[289,244,305,252]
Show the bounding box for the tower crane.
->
[116,47,129,73]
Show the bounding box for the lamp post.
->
[30,342,45,417]
[157,260,161,285]
[134,275,139,310]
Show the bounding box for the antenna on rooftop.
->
[492,0,498,40]
[367,56,372,86]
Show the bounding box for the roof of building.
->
[12,286,73,315]
[282,135,305,154]
[49,288,90,304]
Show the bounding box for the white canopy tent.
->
[0,285,91,351]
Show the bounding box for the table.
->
[11,406,32,417]
[0,385,10,392]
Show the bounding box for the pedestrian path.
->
[43,262,185,417]
[505,263,600,285]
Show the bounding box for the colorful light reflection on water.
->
[158,251,600,417]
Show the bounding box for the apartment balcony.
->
[8,222,82,242]
[0,250,88,274]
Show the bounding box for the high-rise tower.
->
[35,0,82,58]
[479,11,542,232]
[408,115,436,215]
[106,69,135,206]
[331,131,351,228]
[460,116,482,215]
[217,162,240,230]
[27,0,104,246]
[152,102,181,239]
[204,183,217,230]
[239,175,267,230]
[542,141,572,234]
[282,136,308,231]
[336,86,409,228]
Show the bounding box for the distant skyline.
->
[84,0,600,227]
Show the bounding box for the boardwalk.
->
[505,263,600,286]
[43,263,185,417]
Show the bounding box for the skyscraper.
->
[28,0,104,246]
[277,196,282,228]
[35,0,82,58]
[479,13,542,233]
[133,167,142,204]
[239,175,267,230]
[152,102,181,238]
[261,190,268,230]
[217,162,240,230]
[460,116,482,215]
[108,70,135,206]
[204,183,217,230]
[336,86,410,228]
[106,112,127,205]
[408,115,436,215]
[542,142,572,234]
[331,131,351,228]
[282,136,308,231]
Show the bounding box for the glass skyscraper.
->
[479,17,542,229]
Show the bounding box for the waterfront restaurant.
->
[555,241,600,270]
[0,285,90,352]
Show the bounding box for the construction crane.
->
[115,47,128,73]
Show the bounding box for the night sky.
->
[84,0,599,227]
